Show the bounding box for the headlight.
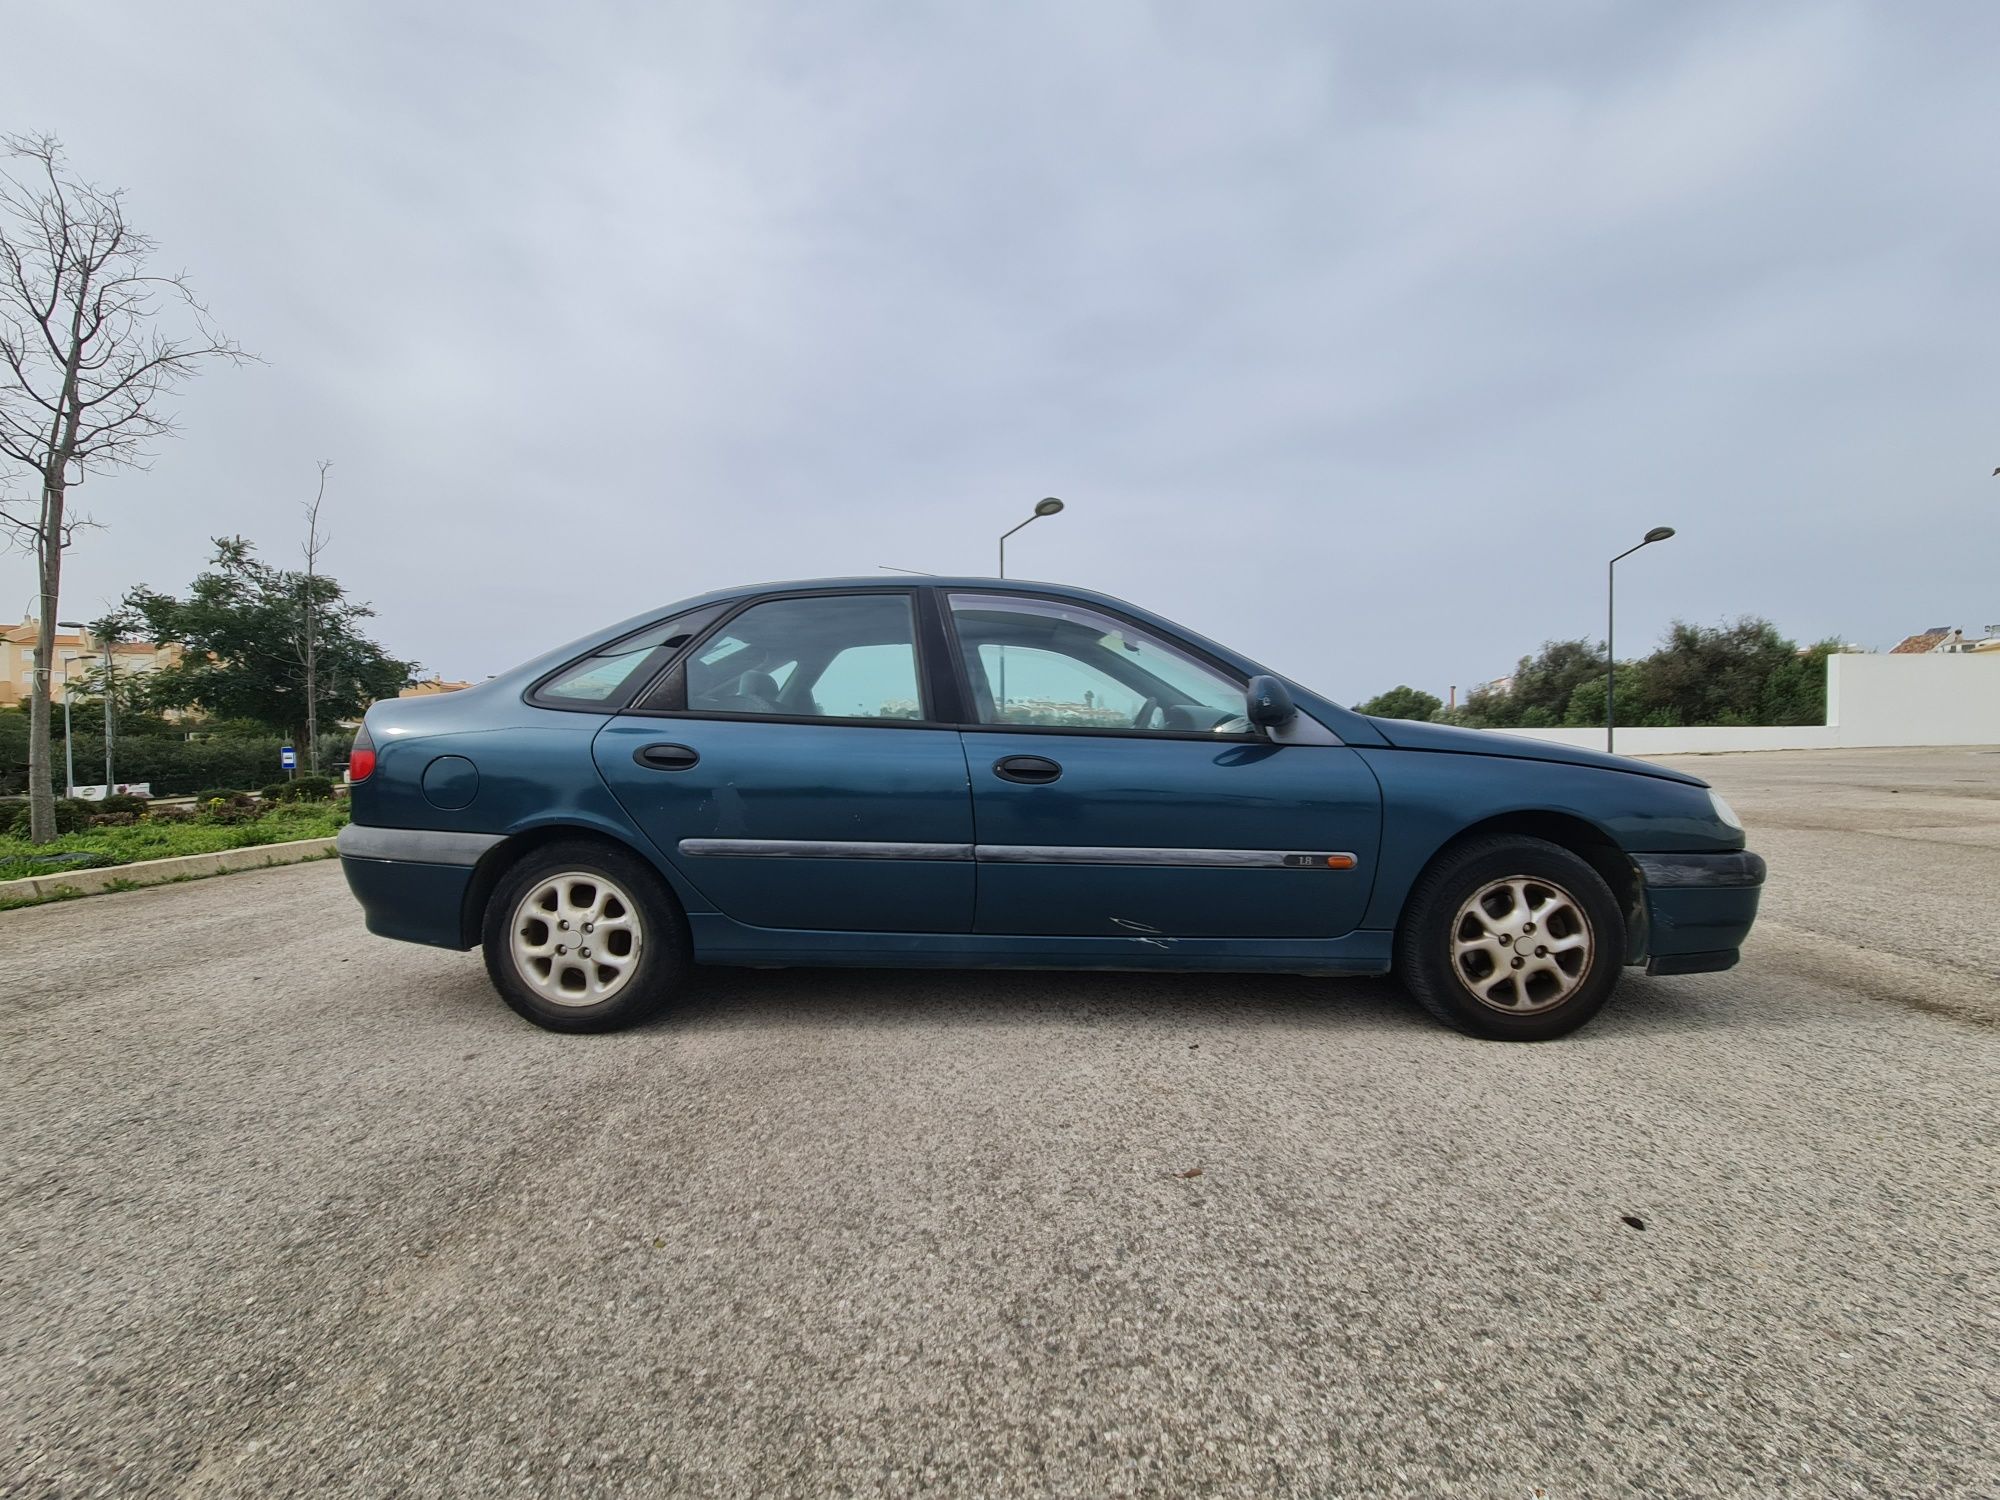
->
[1708,790,1743,831]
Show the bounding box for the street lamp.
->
[998,497,1065,578]
[993,498,1066,720]
[1606,527,1675,753]
[59,651,99,797]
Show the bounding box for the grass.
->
[0,802,349,884]
[0,847,342,912]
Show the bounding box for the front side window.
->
[947,593,1249,734]
[682,594,924,721]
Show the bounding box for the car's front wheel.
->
[481,840,688,1032]
[1394,835,1626,1040]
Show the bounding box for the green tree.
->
[1443,685,1508,727]
[1354,685,1442,722]
[1510,639,1605,723]
[1446,639,1603,728]
[1455,620,1845,731]
[1635,617,1800,727]
[1563,662,1669,727]
[122,537,418,736]
[1758,638,1843,726]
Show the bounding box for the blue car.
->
[337,578,1764,1040]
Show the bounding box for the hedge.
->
[0,714,350,798]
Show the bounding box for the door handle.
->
[993,754,1062,785]
[635,743,700,771]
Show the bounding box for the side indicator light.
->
[1326,854,1357,870]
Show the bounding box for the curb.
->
[0,837,339,905]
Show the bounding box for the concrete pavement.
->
[3,747,1995,1498]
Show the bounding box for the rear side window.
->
[529,606,722,711]
[678,593,925,721]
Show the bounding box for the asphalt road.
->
[4,748,1996,1499]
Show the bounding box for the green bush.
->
[2,798,96,838]
[97,792,148,816]
[260,781,295,803]
[199,794,263,826]
[0,719,353,799]
[194,788,248,806]
[291,774,336,801]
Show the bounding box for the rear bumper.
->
[1633,850,1765,972]
[336,824,500,950]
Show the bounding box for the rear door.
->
[592,590,976,932]
[943,591,1381,938]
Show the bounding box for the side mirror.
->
[1245,674,1298,729]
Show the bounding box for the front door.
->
[944,592,1381,938]
[593,591,975,932]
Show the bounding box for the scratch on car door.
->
[1110,916,1171,948]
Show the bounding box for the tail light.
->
[348,722,377,782]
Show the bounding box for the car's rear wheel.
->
[1394,835,1625,1040]
[481,840,688,1032]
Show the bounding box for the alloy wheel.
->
[509,871,644,1006]
[1451,875,1594,1015]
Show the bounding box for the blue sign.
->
[280,744,297,770]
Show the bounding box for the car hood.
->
[1362,717,1708,786]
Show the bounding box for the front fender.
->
[1354,747,1738,931]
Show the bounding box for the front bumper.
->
[1633,850,1766,975]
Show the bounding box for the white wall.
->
[1826,652,2000,745]
[1488,652,2000,755]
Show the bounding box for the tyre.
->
[481,839,689,1032]
[1394,835,1626,1041]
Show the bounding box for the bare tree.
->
[0,133,248,842]
[300,460,332,772]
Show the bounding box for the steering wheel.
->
[1132,696,1165,730]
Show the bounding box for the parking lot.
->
[4,747,1996,1498]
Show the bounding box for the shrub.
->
[2,727,352,800]
[146,805,198,825]
[88,812,138,828]
[198,794,262,826]
[194,788,248,806]
[97,793,149,816]
[260,782,295,803]
[291,774,336,801]
[3,798,96,837]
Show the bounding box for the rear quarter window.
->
[527,605,724,711]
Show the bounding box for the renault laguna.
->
[337,578,1764,1040]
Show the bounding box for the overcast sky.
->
[5,2,1995,699]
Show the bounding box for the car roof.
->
[700,576,1110,600]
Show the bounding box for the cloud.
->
[4,0,1995,700]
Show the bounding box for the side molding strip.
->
[679,839,975,861]
[978,845,1357,869]
[674,839,1360,870]
[336,825,506,866]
